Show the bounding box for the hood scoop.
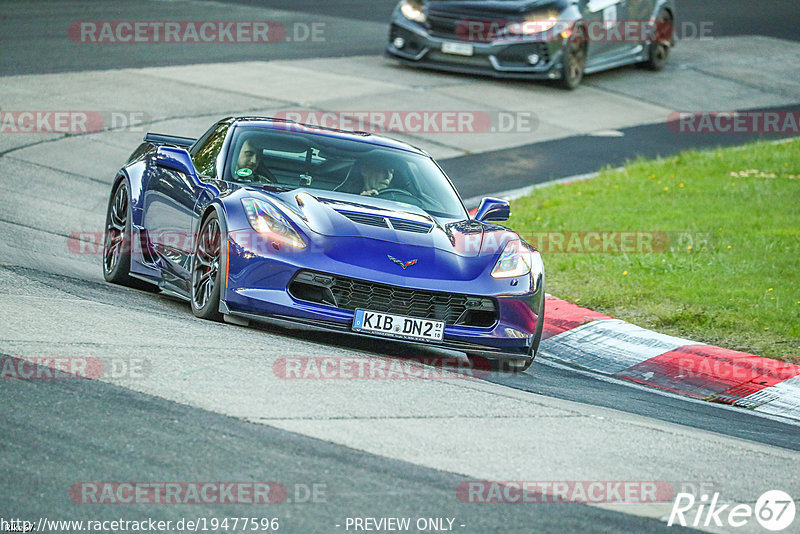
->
[336,210,434,234]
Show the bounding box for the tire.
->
[641,9,673,71]
[467,353,534,374]
[493,357,534,373]
[191,211,224,321]
[557,25,587,90]
[102,179,152,290]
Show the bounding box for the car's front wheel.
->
[191,211,224,321]
[558,25,587,90]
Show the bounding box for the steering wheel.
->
[376,188,418,203]
[253,171,277,184]
[237,167,277,184]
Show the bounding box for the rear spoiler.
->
[144,132,197,148]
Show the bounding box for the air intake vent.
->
[289,270,498,327]
[339,211,389,228]
[388,218,433,234]
[337,211,433,234]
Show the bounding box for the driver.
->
[234,137,276,183]
[359,160,394,196]
[337,154,397,196]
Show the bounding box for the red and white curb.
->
[539,296,800,422]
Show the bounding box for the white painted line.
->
[588,129,625,137]
[540,319,695,375]
[536,357,800,427]
[463,167,624,208]
[748,375,800,421]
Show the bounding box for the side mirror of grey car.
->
[474,197,511,222]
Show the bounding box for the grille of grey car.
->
[427,12,509,43]
[289,270,498,327]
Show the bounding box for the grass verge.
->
[508,138,800,363]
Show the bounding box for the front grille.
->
[289,270,497,327]
[427,12,510,43]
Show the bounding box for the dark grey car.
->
[386,0,676,89]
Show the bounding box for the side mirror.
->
[155,145,196,176]
[474,197,510,222]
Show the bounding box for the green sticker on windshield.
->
[237,168,253,177]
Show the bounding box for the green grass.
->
[508,138,800,363]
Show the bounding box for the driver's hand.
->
[360,189,379,196]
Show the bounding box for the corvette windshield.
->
[225,126,467,219]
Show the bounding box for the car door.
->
[582,0,630,61]
[142,122,229,283]
[626,0,660,50]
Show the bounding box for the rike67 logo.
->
[668,490,796,531]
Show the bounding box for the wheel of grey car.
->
[642,8,673,71]
[558,25,587,90]
[191,211,224,321]
[103,179,153,290]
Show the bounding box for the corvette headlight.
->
[400,0,426,23]
[492,239,543,283]
[508,11,559,35]
[492,240,531,278]
[242,198,306,249]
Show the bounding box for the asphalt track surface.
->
[2,353,684,533]
[1,1,799,533]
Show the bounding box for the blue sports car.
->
[103,117,544,371]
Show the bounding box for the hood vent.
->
[339,211,390,229]
[337,210,433,234]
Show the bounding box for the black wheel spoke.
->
[192,217,221,312]
[104,184,128,274]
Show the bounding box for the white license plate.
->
[353,309,444,342]
[441,42,474,56]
